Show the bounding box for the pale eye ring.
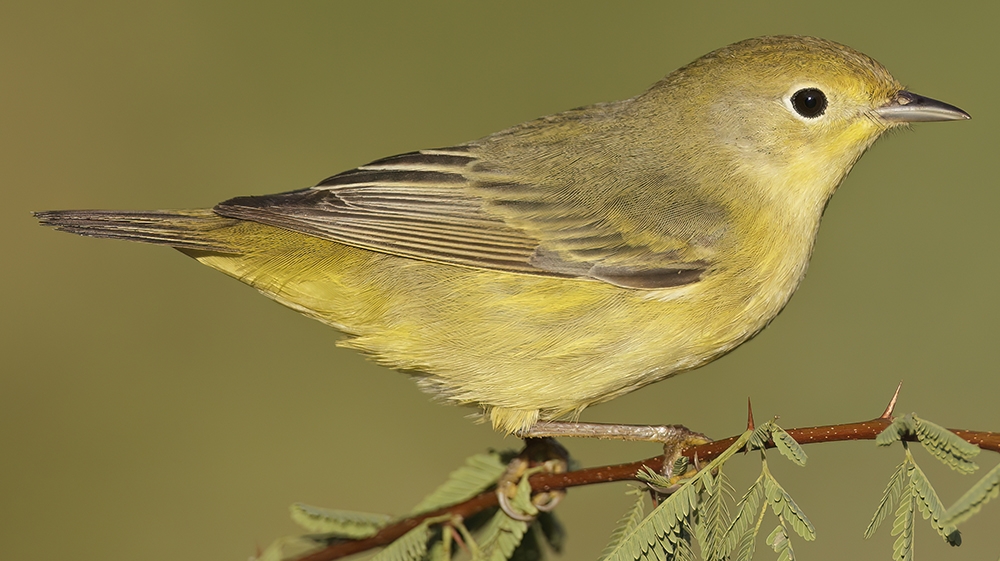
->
[791,88,828,118]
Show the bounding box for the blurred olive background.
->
[2,2,997,560]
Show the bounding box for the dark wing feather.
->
[217,148,550,275]
[215,146,724,289]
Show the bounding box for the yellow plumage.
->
[35,36,968,433]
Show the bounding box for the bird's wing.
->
[215,144,729,290]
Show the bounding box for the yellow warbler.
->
[36,36,968,434]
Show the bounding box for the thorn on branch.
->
[880,382,903,420]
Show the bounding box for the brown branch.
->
[294,417,999,561]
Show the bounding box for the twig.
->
[294,415,1000,561]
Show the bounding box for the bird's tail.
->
[34,209,241,253]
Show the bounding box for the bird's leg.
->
[495,437,569,520]
[520,421,709,500]
[520,420,709,447]
[496,423,710,518]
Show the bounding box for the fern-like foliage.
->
[766,520,794,561]
[865,458,907,539]
[747,423,775,452]
[876,414,980,474]
[725,472,766,561]
[944,461,1000,526]
[601,429,746,561]
[876,416,915,447]
[696,469,733,561]
[891,485,916,561]
[251,413,994,561]
[600,488,646,561]
[601,420,814,561]
[370,519,435,561]
[411,452,507,514]
[912,416,980,474]
[255,448,578,561]
[289,503,391,538]
[477,466,538,561]
[772,426,807,467]
[477,505,531,561]
[908,455,960,544]
[866,415,980,560]
[762,466,815,541]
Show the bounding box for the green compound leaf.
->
[865,458,908,539]
[672,456,690,477]
[611,481,699,560]
[767,520,795,561]
[370,519,433,561]
[763,470,816,541]
[735,488,769,561]
[912,415,980,474]
[698,470,734,561]
[410,452,508,515]
[908,457,961,545]
[945,461,1000,527]
[289,504,391,538]
[673,531,697,561]
[603,429,756,561]
[477,506,530,561]
[876,414,979,475]
[636,465,675,490]
[877,416,915,447]
[509,467,541,519]
[772,425,807,467]
[725,473,765,559]
[599,488,646,561]
[747,422,775,452]
[477,467,538,561]
[891,485,916,561]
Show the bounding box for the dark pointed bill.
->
[876,91,970,122]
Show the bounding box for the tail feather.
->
[34,209,241,253]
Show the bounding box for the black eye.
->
[791,88,827,118]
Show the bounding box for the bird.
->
[36,35,969,435]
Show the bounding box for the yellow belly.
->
[187,215,810,433]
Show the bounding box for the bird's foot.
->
[495,437,569,521]
[518,420,710,499]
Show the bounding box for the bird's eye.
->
[791,88,827,118]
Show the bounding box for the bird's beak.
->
[875,91,970,123]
